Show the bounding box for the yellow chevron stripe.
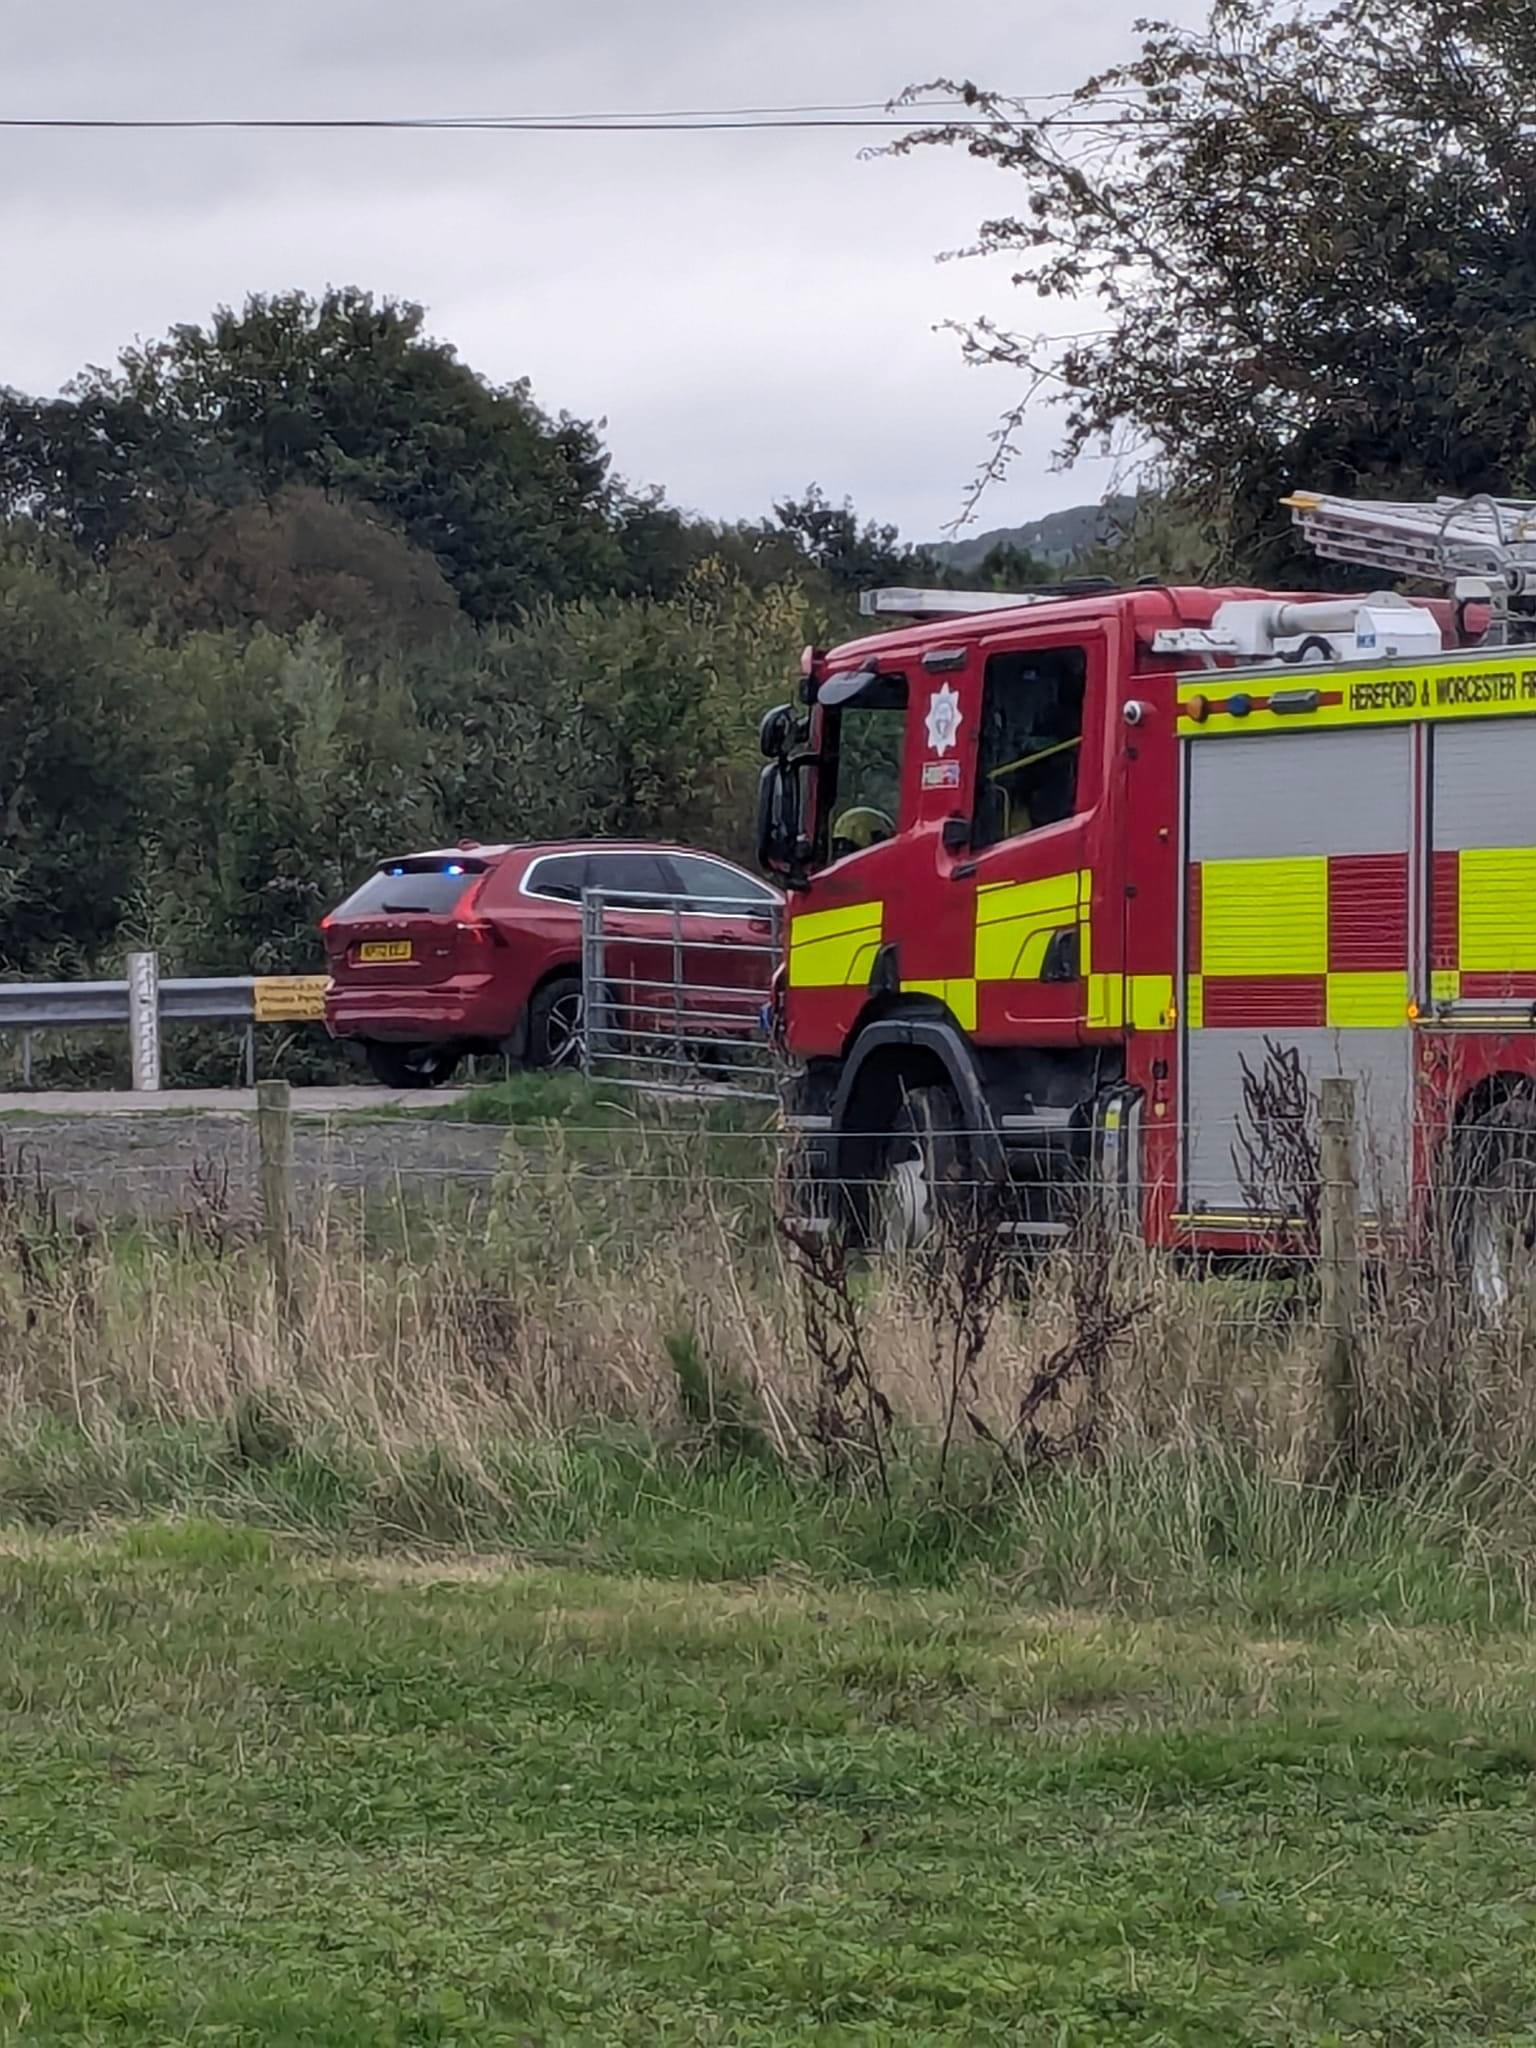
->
[788,899,883,988]
[974,869,1089,982]
[901,978,979,1031]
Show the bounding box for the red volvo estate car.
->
[322,839,781,1086]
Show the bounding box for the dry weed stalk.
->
[914,1185,1009,1493]
[0,1136,97,1324]
[1233,1038,1321,1259]
[1014,1219,1148,1466]
[779,1218,894,1498]
[181,1153,237,1259]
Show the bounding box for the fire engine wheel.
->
[362,1041,462,1090]
[528,975,587,1071]
[1452,1093,1536,1318]
[872,1083,969,1253]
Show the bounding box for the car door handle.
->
[951,862,978,880]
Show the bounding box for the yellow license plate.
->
[358,940,413,963]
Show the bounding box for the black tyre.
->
[362,1041,462,1090]
[1450,1092,1536,1317]
[869,1081,970,1252]
[527,974,586,1071]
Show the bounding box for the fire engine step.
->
[775,1214,1069,1243]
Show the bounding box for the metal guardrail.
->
[0,957,329,1089]
[0,977,258,1029]
[579,887,784,1103]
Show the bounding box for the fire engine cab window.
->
[974,646,1088,848]
[823,671,907,862]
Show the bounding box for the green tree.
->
[147,626,441,974]
[2,290,624,620]
[895,0,1536,577]
[0,545,167,974]
[109,485,463,652]
[971,541,1053,591]
[770,485,943,595]
[611,489,723,601]
[412,566,808,863]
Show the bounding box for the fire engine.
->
[755,491,1536,1288]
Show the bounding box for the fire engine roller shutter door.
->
[1183,727,1413,1217]
[1430,720,1536,1000]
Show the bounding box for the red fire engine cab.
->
[756,491,1536,1280]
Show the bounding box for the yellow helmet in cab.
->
[831,806,895,857]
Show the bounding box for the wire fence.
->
[8,1085,1536,1492]
[0,1098,1529,1261]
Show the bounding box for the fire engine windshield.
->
[816,669,907,863]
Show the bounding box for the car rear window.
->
[333,858,489,919]
[523,855,590,902]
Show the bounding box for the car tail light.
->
[450,872,503,947]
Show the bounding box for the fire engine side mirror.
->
[759,703,796,760]
[756,759,801,877]
[941,817,971,853]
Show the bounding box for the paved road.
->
[0,1086,466,1117]
[0,1089,508,1221]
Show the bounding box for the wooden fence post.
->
[256,1079,296,1331]
[1319,1076,1361,1475]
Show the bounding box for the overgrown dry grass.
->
[0,1132,1525,1447]
[3,1113,1536,1584]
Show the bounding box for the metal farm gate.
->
[579,888,785,1101]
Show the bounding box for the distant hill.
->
[932,497,1137,572]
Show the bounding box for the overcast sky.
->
[1,0,1190,543]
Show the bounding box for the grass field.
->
[10,1094,1536,2041]
[3,1511,1536,2046]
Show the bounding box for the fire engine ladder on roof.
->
[1286,490,1536,639]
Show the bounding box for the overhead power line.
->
[0,115,983,133]
[6,95,1424,139]
[0,97,1181,136]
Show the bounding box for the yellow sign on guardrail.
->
[253,975,330,1024]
